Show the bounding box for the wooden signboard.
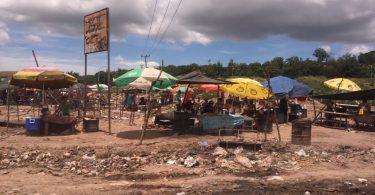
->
[84,8,109,54]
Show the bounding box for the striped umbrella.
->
[114,68,176,90]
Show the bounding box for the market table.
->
[320,111,355,129]
[43,115,77,135]
[198,114,244,134]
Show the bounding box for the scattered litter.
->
[184,156,198,168]
[176,192,186,195]
[181,184,193,189]
[257,156,273,168]
[358,178,367,184]
[234,155,253,168]
[233,146,243,155]
[344,181,353,186]
[197,141,209,148]
[295,149,309,157]
[213,147,228,156]
[267,176,284,181]
[304,191,311,195]
[167,160,176,165]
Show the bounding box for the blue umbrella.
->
[261,76,312,97]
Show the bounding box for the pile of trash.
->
[1,142,374,178]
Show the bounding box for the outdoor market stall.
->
[114,67,177,144]
[221,78,270,131]
[175,71,241,133]
[8,66,77,135]
[261,76,313,122]
[312,89,375,129]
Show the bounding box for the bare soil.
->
[0,103,375,194]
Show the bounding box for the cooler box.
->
[25,117,42,132]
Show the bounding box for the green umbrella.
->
[89,84,108,92]
[114,68,176,90]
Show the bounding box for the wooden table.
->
[354,115,375,128]
[320,111,354,129]
[43,115,76,136]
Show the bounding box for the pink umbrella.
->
[23,66,59,72]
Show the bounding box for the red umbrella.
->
[171,86,193,93]
[198,84,220,91]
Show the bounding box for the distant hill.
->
[296,76,374,95]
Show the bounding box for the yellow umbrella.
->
[323,78,361,92]
[10,66,77,89]
[221,78,270,99]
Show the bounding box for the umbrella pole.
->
[312,98,316,119]
[6,84,10,132]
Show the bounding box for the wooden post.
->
[139,61,164,145]
[263,71,282,142]
[107,10,112,134]
[120,91,123,118]
[6,85,10,132]
[312,98,316,119]
[17,100,19,121]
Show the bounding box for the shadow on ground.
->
[116,129,176,140]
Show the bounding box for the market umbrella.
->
[89,84,108,92]
[172,86,193,93]
[10,66,77,89]
[69,83,89,91]
[221,78,269,99]
[261,76,313,98]
[198,84,220,91]
[114,68,176,90]
[323,78,361,92]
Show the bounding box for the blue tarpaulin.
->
[198,114,244,132]
[261,76,313,97]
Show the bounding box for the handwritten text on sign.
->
[84,8,108,54]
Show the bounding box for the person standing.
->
[175,90,182,111]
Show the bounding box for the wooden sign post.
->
[84,8,111,134]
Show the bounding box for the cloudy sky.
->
[1,0,375,74]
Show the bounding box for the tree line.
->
[70,48,375,84]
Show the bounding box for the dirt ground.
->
[0,102,375,194]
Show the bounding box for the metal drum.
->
[291,119,311,145]
[83,118,99,132]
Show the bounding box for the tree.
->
[313,48,330,62]
[67,71,80,78]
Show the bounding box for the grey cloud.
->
[0,0,151,38]
[1,0,375,45]
[179,0,375,44]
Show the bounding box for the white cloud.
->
[0,55,85,73]
[115,55,160,69]
[24,34,42,43]
[347,45,372,55]
[321,45,331,53]
[0,22,10,47]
